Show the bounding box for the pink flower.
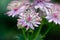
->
[17,9,42,30]
[7,0,30,17]
[46,4,60,24]
[33,0,53,15]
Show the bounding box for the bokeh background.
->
[0,0,60,40]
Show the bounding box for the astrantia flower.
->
[34,0,53,14]
[46,4,60,24]
[7,0,30,17]
[17,9,42,30]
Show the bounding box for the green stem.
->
[30,32,33,40]
[27,32,30,40]
[22,29,26,40]
[33,23,43,40]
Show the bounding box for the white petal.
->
[35,5,39,9]
[44,7,49,15]
[57,19,60,24]
[45,2,53,8]
[53,19,57,24]
[7,10,14,16]
[19,6,26,12]
[27,23,34,29]
[14,6,26,16]
[39,5,44,11]
[58,21,60,24]
[35,22,41,24]
[48,19,53,22]
[30,24,34,29]
[45,16,51,19]
[34,24,38,27]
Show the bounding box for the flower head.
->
[46,4,60,24]
[7,0,30,17]
[33,0,53,16]
[17,9,42,30]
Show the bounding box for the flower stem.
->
[22,29,26,40]
[33,23,43,40]
[30,32,33,40]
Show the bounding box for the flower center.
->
[53,13,58,18]
[26,15,32,22]
[14,8,18,11]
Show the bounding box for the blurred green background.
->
[0,0,60,40]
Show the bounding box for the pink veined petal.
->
[30,24,34,29]
[34,22,41,24]
[44,7,49,15]
[21,21,26,26]
[27,22,34,29]
[18,5,27,12]
[13,6,26,16]
[32,22,39,27]
[7,10,14,16]
[44,2,53,8]
[19,19,27,26]
[12,5,27,17]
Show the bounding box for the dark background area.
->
[0,0,60,40]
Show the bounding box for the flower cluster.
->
[7,0,60,30]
